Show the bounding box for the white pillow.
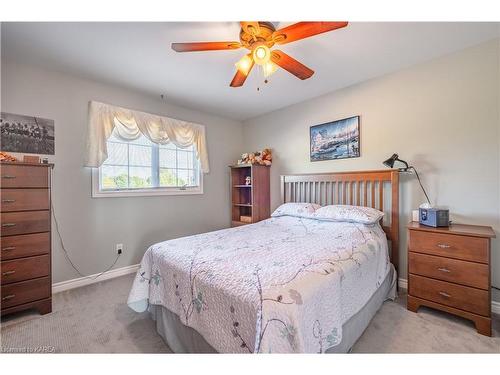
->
[313,205,384,224]
[271,202,321,219]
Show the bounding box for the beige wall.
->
[243,39,500,301]
[1,61,244,283]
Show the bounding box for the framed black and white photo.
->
[0,112,55,155]
[310,115,360,162]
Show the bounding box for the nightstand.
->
[407,222,495,336]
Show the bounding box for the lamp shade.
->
[383,153,399,168]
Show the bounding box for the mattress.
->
[128,215,392,353]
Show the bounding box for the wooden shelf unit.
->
[230,164,270,227]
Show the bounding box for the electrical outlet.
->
[116,243,123,255]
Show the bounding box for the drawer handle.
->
[1,199,16,203]
[1,246,16,251]
[438,291,451,298]
[437,244,451,249]
[2,270,15,276]
[2,294,15,301]
[437,267,451,273]
[1,223,16,227]
[1,175,16,179]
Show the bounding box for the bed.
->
[128,169,400,353]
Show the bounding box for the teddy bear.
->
[247,152,257,164]
[259,148,272,166]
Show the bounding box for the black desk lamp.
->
[383,153,431,206]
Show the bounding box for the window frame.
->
[91,138,203,198]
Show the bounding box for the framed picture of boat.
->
[310,115,360,162]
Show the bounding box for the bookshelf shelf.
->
[229,164,270,227]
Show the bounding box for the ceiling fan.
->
[171,22,348,87]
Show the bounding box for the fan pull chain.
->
[257,65,270,91]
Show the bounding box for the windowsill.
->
[91,186,203,198]
[91,168,203,198]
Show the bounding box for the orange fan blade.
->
[230,55,255,87]
[271,50,314,80]
[273,22,348,45]
[172,41,241,52]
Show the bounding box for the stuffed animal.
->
[240,153,249,164]
[260,148,272,166]
[238,148,272,166]
[0,151,17,162]
[247,152,257,164]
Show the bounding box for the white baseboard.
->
[398,277,500,315]
[492,301,500,315]
[52,264,139,294]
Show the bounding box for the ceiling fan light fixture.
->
[253,44,271,65]
[263,61,278,78]
[235,54,253,76]
[172,22,349,87]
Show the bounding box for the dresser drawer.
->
[409,230,488,263]
[0,232,50,260]
[409,274,489,316]
[1,189,50,212]
[1,276,51,309]
[1,254,50,285]
[1,211,50,236]
[0,165,49,188]
[409,252,489,289]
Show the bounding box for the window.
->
[92,130,202,197]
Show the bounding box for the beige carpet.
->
[1,274,499,353]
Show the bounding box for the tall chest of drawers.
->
[407,222,495,336]
[1,162,53,316]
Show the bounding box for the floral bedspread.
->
[127,216,390,353]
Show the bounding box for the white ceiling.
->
[2,22,499,121]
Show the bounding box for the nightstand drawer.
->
[1,255,50,285]
[409,230,488,263]
[409,252,488,289]
[409,274,489,316]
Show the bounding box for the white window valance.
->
[85,101,210,173]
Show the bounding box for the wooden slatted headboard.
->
[280,169,400,273]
